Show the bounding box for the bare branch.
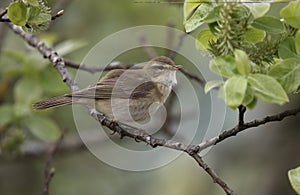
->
[196,107,300,152]
[179,67,206,87]
[8,24,78,91]
[238,105,246,126]
[51,10,64,21]
[189,152,237,195]
[168,32,187,60]
[41,132,65,195]
[64,59,135,73]
[139,33,157,59]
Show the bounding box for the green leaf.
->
[204,80,224,93]
[278,37,298,59]
[224,76,248,109]
[0,104,14,127]
[22,0,39,7]
[246,97,257,109]
[27,115,60,142]
[252,16,284,34]
[295,30,300,55]
[14,77,42,104]
[245,28,266,43]
[242,85,255,107]
[234,49,251,76]
[196,29,217,51]
[210,56,238,78]
[27,6,51,25]
[243,0,270,18]
[280,2,300,28]
[288,167,300,195]
[7,1,28,26]
[248,74,289,104]
[203,5,221,23]
[184,3,213,33]
[268,58,300,93]
[183,0,200,21]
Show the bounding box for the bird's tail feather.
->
[33,96,72,110]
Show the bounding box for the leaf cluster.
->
[183,0,300,109]
[0,36,86,154]
[7,0,51,32]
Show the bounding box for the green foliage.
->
[280,2,300,29]
[27,115,60,141]
[288,167,300,195]
[184,0,300,109]
[224,76,248,109]
[252,16,284,34]
[268,58,300,93]
[7,0,51,32]
[0,35,85,153]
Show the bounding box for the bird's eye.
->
[154,65,164,70]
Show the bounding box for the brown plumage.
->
[33,56,179,122]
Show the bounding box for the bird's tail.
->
[33,95,72,110]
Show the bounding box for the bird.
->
[33,56,180,122]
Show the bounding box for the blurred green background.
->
[0,1,300,195]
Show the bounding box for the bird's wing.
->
[68,69,158,99]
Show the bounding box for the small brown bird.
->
[33,56,180,122]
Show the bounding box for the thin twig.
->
[139,33,157,59]
[51,10,64,21]
[64,59,135,73]
[238,105,246,126]
[196,107,300,152]
[179,67,206,87]
[189,152,237,195]
[41,132,65,195]
[0,8,7,19]
[168,32,188,60]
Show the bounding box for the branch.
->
[8,24,78,91]
[195,107,300,152]
[64,59,135,73]
[188,152,237,195]
[238,105,246,126]
[41,132,65,195]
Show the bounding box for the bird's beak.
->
[171,65,182,70]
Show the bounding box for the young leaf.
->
[268,58,300,93]
[224,76,248,109]
[243,0,271,18]
[246,96,257,109]
[234,49,251,76]
[248,74,289,104]
[204,80,224,94]
[14,77,42,104]
[252,16,284,34]
[210,56,238,78]
[196,29,217,52]
[280,2,300,29]
[7,1,28,26]
[27,115,60,142]
[184,3,213,33]
[278,37,298,59]
[245,28,266,43]
[23,0,40,7]
[203,5,221,23]
[183,0,200,21]
[288,167,300,195]
[242,85,255,107]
